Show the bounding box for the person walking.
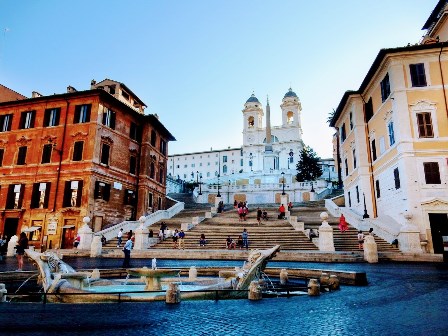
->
[357,230,365,250]
[172,229,179,249]
[122,237,133,268]
[256,208,262,226]
[16,232,29,271]
[278,204,286,219]
[117,228,123,247]
[178,229,185,249]
[242,228,249,250]
[338,214,348,232]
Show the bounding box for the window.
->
[353,149,357,169]
[94,181,111,201]
[207,172,210,177]
[380,73,390,102]
[0,148,4,166]
[151,130,157,146]
[0,114,13,132]
[410,63,427,87]
[160,140,167,155]
[17,146,27,165]
[379,137,386,155]
[183,164,187,168]
[73,141,84,161]
[340,124,346,142]
[124,189,136,205]
[393,168,401,189]
[73,104,91,124]
[159,167,164,183]
[240,159,243,166]
[6,184,24,209]
[130,122,141,141]
[223,156,227,163]
[100,144,110,165]
[371,139,377,161]
[63,180,83,207]
[19,110,36,129]
[191,164,195,168]
[365,98,373,122]
[349,112,353,130]
[121,91,130,100]
[423,162,441,184]
[348,191,352,207]
[356,186,360,203]
[31,182,51,209]
[102,108,116,129]
[388,121,395,145]
[223,165,227,173]
[375,180,380,198]
[41,144,53,164]
[150,162,155,179]
[344,158,348,176]
[416,112,434,138]
[129,155,137,175]
[44,108,60,127]
[147,192,153,210]
[248,116,254,127]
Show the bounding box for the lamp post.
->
[199,174,202,195]
[281,172,285,195]
[363,193,370,219]
[217,174,221,197]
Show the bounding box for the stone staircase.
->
[151,207,317,251]
[167,193,211,209]
[291,206,399,252]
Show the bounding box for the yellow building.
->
[330,1,448,254]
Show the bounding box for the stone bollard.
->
[280,269,288,285]
[0,283,7,303]
[189,266,197,281]
[320,272,330,287]
[7,235,18,257]
[166,282,181,304]
[308,279,320,296]
[248,280,262,301]
[318,212,335,252]
[90,236,102,257]
[134,219,149,250]
[363,235,379,263]
[78,217,93,250]
[329,275,340,290]
[90,269,101,280]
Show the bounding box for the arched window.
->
[248,116,254,128]
[287,111,294,124]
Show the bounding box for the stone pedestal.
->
[248,280,262,301]
[90,236,102,257]
[205,211,212,219]
[0,283,7,302]
[7,235,18,257]
[309,191,316,201]
[134,222,149,250]
[192,217,200,225]
[78,217,93,250]
[189,266,197,281]
[329,275,340,290]
[399,213,423,253]
[280,195,288,207]
[166,283,181,304]
[308,279,320,296]
[363,235,378,263]
[91,269,101,280]
[280,269,288,285]
[318,212,335,252]
[214,196,222,209]
[320,273,330,287]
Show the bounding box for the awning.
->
[22,226,41,233]
[62,225,75,229]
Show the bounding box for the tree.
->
[295,145,322,182]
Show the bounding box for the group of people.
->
[226,228,249,249]
[171,229,186,249]
[236,201,249,221]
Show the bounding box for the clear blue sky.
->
[0,0,435,158]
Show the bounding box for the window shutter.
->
[30,111,36,128]
[76,180,83,207]
[73,141,84,161]
[101,144,110,165]
[371,140,377,161]
[102,112,107,125]
[0,148,4,167]
[31,183,40,208]
[94,181,100,199]
[85,105,91,122]
[55,108,61,126]
[63,181,71,207]
[43,109,50,127]
[74,106,80,124]
[110,111,116,129]
[19,112,25,129]
[17,184,25,208]
[104,183,111,201]
[44,182,51,208]
[6,184,15,209]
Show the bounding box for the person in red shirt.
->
[278,204,286,219]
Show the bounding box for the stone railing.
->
[96,201,184,241]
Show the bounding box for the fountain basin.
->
[127,268,181,291]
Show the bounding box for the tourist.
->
[100,235,106,245]
[256,207,262,225]
[368,227,374,235]
[242,205,248,221]
[172,229,179,249]
[122,237,133,268]
[160,222,167,240]
[309,229,318,241]
[237,235,244,249]
[278,204,286,219]
[338,214,348,232]
[262,210,269,221]
[74,233,80,248]
[178,229,185,249]
[199,233,206,247]
[148,230,154,238]
[127,230,133,240]
[238,206,244,222]
[226,236,235,249]
[117,228,123,247]
[288,201,293,211]
[233,200,237,209]
[242,229,249,249]
[0,235,7,260]
[357,230,365,250]
[16,232,29,271]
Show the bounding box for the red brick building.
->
[0,79,175,249]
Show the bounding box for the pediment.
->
[421,197,448,210]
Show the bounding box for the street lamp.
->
[281,172,286,195]
[199,174,202,195]
[363,193,370,219]
[217,174,221,197]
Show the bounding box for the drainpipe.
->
[360,95,378,218]
[438,45,448,118]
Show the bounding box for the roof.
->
[422,0,447,30]
[329,42,448,127]
[246,93,260,103]
[283,88,297,98]
[94,78,147,107]
[169,147,242,157]
[0,84,27,103]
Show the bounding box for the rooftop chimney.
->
[67,86,77,93]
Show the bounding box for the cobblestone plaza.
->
[1,260,447,336]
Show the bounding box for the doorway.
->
[429,213,448,254]
[3,218,19,241]
[61,219,76,249]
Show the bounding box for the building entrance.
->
[429,213,448,254]
[61,219,76,249]
[3,218,19,241]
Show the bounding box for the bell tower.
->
[280,88,302,128]
[242,93,263,146]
